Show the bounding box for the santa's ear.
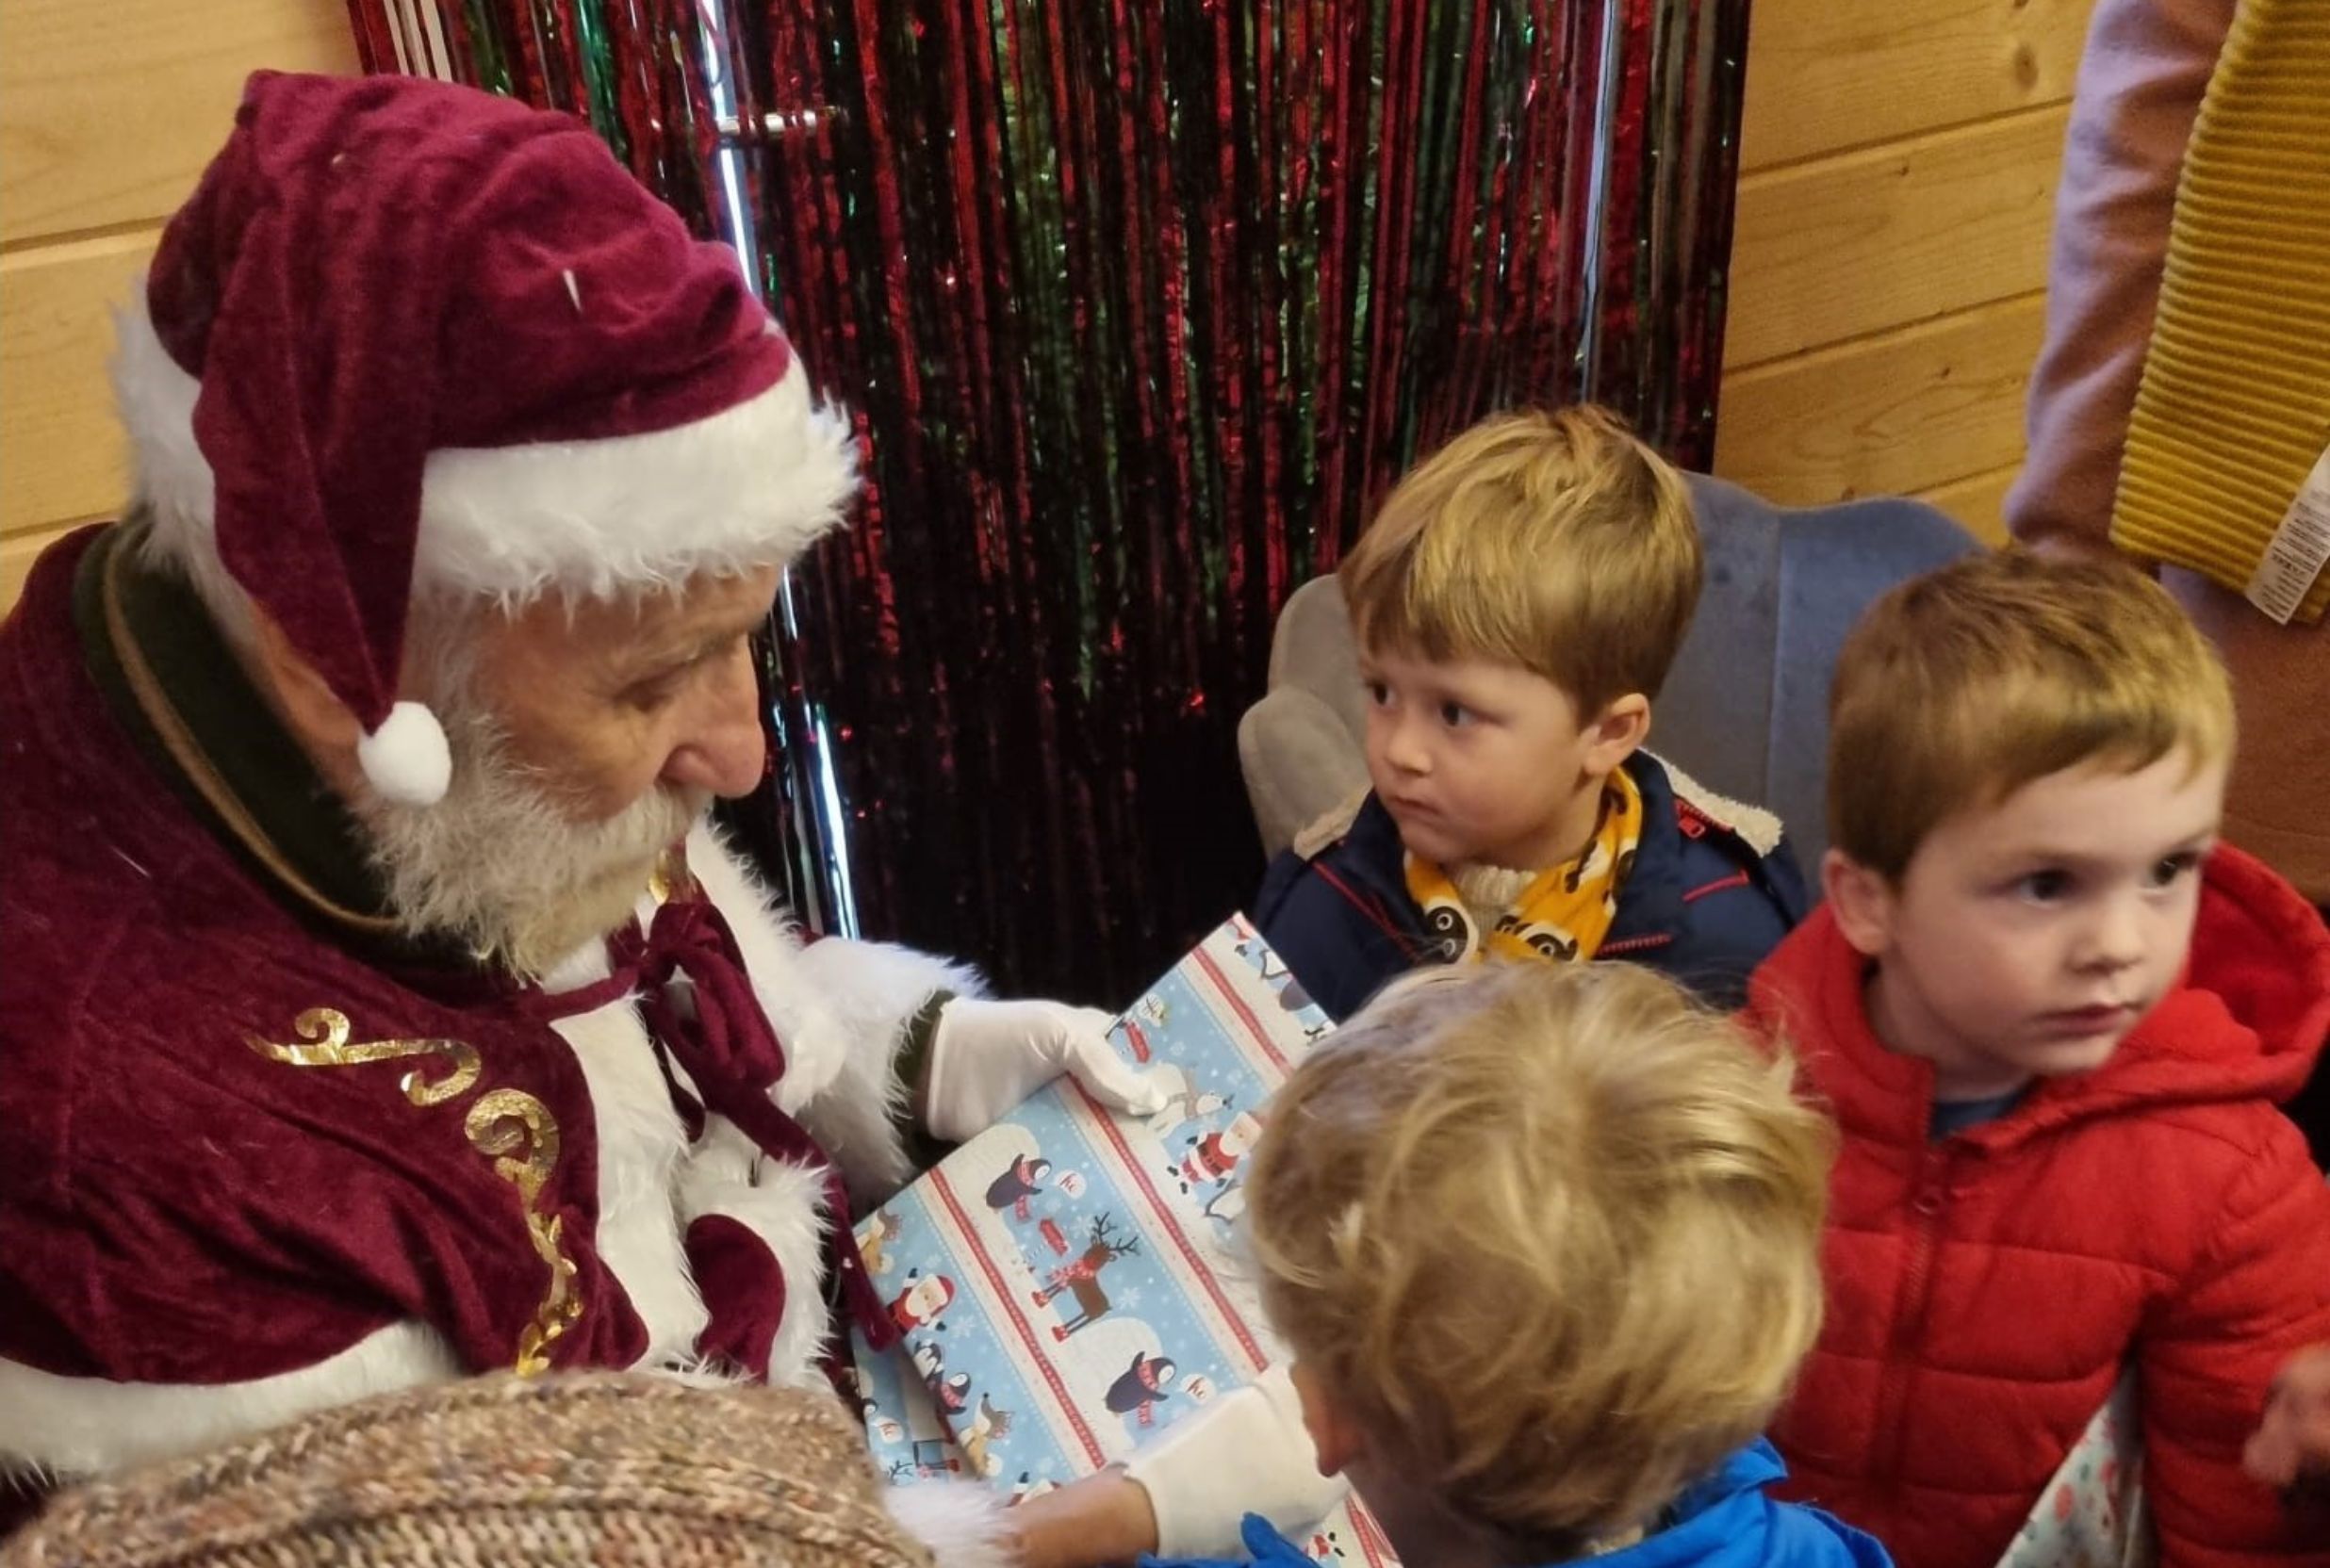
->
[245,600,367,764]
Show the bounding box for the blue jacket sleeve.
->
[1253,848,1416,1024]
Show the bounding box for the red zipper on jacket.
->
[1875,1144,1955,1490]
[1312,861,1423,956]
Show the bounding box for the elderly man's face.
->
[473,564,781,823]
[338,564,782,975]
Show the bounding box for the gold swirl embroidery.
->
[244,1008,481,1106]
[465,1088,583,1376]
[246,1010,582,1378]
[647,842,697,906]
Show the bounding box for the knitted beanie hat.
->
[4,1375,935,1568]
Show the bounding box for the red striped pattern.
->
[1073,1081,1270,1373]
[926,1166,1107,1468]
[1191,941,1291,1077]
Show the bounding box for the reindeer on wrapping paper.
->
[960,1394,1015,1478]
[1031,1212,1142,1340]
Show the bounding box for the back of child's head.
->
[1244,960,1832,1548]
[1828,547,2235,882]
[1338,405,1702,713]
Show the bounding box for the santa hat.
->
[115,71,858,807]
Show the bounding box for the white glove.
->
[923,998,1167,1144]
[1124,1364,1352,1557]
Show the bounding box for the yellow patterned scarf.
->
[1403,768,1644,965]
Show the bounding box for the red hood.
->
[1748,843,2330,1147]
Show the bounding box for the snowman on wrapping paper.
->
[1142,1063,1230,1142]
[1172,1110,1265,1196]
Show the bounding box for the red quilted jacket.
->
[1744,845,2330,1568]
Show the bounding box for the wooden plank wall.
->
[0,0,2088,612]
[1712,0,2098,544]
[0,0,355,607]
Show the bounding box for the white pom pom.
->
[357,701,452,807]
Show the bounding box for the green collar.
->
[74,520,476,974]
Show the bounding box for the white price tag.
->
[2244,442,2330,625]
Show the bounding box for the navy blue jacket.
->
[1254,754,1807,1020]
[1141,1441,1890,1568]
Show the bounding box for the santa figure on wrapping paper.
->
[891,1271,960,1334]
[1175,1111,1267,1194]
[0,69,1190,1560]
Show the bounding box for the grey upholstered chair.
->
[1238,472,1981,870]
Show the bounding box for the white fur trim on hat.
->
[113,291,860,609]
[357,700,452,806]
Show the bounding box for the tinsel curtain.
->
[349,0,1750,1003]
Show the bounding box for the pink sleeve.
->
[2004,0,2238,549]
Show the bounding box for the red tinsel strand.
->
[1309,0,1357,568]
[344,0,402,72]
[602,0,661,191]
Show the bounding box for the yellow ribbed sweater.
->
[2111,0,2330,624]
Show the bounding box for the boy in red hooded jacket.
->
[1742,549,2330,1568]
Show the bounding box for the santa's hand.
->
[1124,1364,1351,1557]
[924,998,1165,1143]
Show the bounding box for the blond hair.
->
[1338,406,1702,712]
[1246,962,1831,1547]
[1828,547,2236,882]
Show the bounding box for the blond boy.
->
[1743,549,2330,1567]
[1255,406,1803,1022]
[1119,960,1881,1566]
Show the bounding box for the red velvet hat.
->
[114,72,856,805]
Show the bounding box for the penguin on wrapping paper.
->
[985,1152,1053,1221]
[1239,938,1321,1017]
[1103,1351,1179,1428]
[910,1339,974,1416]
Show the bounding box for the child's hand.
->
[1004,1470,1159,1568]
[1124,1364,1351,1556]
[2245,1346,2330,1496]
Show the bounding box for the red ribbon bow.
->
[536,895,899,1353]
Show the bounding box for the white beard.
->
[348,685,711,978]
